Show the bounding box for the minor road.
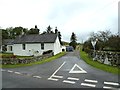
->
[2,51,120,89]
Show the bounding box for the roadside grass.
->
[0,53,32,58]
[80,50,120,75]
[2,52,66,68]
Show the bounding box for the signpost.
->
[91,39,98,60]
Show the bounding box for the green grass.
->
[80,50,120,75]
[0,53,32,58]
[2,52,66,68]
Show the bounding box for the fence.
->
[88,50,120,67]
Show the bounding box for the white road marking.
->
[48,78,58,81]
[103,86,113,89]
[63,80,75,84]
[67,77,79,81]
[84,79,98,83]
[50,61,66,77]
[52,75,63,78]
[1,69,6,71]
[14,72,21,75]
[48,62,65,81]
[104,81,119,86]
[81,83,96,87]
[33,76,41,79]
[69,64,87,73]
[7,70,13,73]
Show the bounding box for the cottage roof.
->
[2,39,14,45]
[14,33,58,44]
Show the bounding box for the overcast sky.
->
[0,0,119,42]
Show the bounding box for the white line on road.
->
[104,81,119,86]
[81,83,96,87]
[50,61,66,77]
[48,78,58,81]
[52,75,63,78]
[33,76,41,78]
[84,79,98,83]
[63,80,75,84]
[7,70,13,73]
[67,77,79,81]
[48,62,65,81]
[14,72,21,75]
[103,86,113,89]
[1,69,6,71]
[69,64,87,74]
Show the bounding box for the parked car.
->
[66,46,74,52]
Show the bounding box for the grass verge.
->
[2,52,66,68]
[80,50,120,75]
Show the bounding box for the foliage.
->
[27,25,39,34]
[2,29,9,39]
[0,53,32,58]
[46,25,53,33]
[1,25,63,45]
[62,41,69,46]
[43,50,53,55]
[58,31,62,45]
[80,50,120,75]
[69,32,77,49]
[83,30,119,52]
[1,27,28,39]
[55,27,58,34]
[41,26,62,45]
[106,35,120,51]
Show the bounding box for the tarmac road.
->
[2,51,120,89]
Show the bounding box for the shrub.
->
[43,50,53,55]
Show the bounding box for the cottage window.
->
[41,43,44,50]
[22,44,26,50]
[10,46,12,51]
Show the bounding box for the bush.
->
[43,50,53,55]
[2,55,16,58]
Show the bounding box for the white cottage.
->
[13,33,62,56]
[1,39,14,53]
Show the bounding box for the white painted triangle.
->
[69,64,87,73]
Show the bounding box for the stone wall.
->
[1,53,53,65]
[88,50,120,67]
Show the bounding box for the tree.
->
[6,27,14,39]
[106,35,120,51]
[47,25,52,33]
[88,30,111,50]
[27,25,40,34]
[2,29,9,39]
[69,32,77,49]
[58,31,62,45]
[55,27,58,34]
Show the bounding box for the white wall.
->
[53,36,62,55]
[13,36,62,56]
[13,43,55,56]
[6,45,13,53]
[61,46,66,51]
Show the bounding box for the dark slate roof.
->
[2,39,14,45]
[14,33,57,44]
